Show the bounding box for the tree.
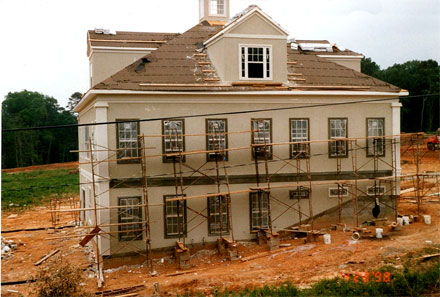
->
[67,92,83,115]
[361,58,440,132]
[1,90,78,169]
[361,57,381,78]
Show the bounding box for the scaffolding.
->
[48,130,439,288]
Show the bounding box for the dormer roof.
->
[204,5,289,47]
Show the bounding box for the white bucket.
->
[397,217,403,226]
[352,232,361,241]
[323,234,331,244]
[376,228,383,239]
[402,216,410,226]
[423,215,431,225]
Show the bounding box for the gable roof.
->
[204,5,289,46]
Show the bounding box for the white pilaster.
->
[392,102,402,195]
[94,101,111,256]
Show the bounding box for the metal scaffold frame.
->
[47,129,439,288]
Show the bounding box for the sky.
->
[0,0,439,107]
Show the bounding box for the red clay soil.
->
[1,161,78,173]
[1,152,439,296]
[2,202,439,296]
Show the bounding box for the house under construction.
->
[67,0,433,286]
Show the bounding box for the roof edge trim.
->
[75,89,407,113]
[204,7,289,47]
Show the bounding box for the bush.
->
[35,256,91,297]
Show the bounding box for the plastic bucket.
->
[352,232,360,241]
[402,216,410,226]
[323,234,331,244]
[423,215,431,225]
[376,228,383,239]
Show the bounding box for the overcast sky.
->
[0,0,439,107]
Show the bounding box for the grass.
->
[181,261,440,297]
[1,168,79,209]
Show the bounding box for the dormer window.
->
[210,0,225,16]
[240,45,272,80]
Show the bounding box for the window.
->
[117,120,140,163]
[209,0,225,15]
[252,119,272,159]
[207,119,228,161]
[329,118,348,157]
[367,118,385,157]
[83,126,90,159]
[164,195,186,238]
[328,186,349,198]
[163,120,184,162]
[240,46,272,80]
[290,119,310,158]
[118,197,143,241]
[290,187,310,199]
[208,195,229,235]
[250,191,270,230]
[81,189,86,221]
[367,186,386,196]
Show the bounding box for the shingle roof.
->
[87,30,180,56]
[286,47,400,92]
[92,24,401,93]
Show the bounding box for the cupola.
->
[199,0,230,24]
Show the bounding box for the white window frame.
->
[366,186,386,196]
[239,44,273,80]
[329,118,348,157]
[118,197,143,241]
[117,120,139,163]
[207,119,227,161]
[252,119,272,159]
[209,0,226,16]
[367,118,385,157]
[291,119,310,158]
[250,191,270,230]
[328,186,349,198]
[208,195,229,235]
[164,195,186,238]
[83,126,90,160]
[290,186,310,199]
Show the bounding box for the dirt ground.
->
[1,161,78,174]
[1,148,439,296]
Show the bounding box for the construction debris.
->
[34,249,60,266]
[1,237,18,259]
[418,253,440,261]
[94,284,146,296]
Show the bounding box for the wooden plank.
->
[114,294,138,297]
[34,249,60,266]
[418,253,440,261]
[79,226,101,247]
[231,82,283,87]
[89,39,167,44]
[166,269,200,277]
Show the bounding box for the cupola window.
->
[210,0,225,16]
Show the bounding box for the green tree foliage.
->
[2,90,78,169]
[67,91,82,115]
[361,57,381,78]
[362,58,440,132]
